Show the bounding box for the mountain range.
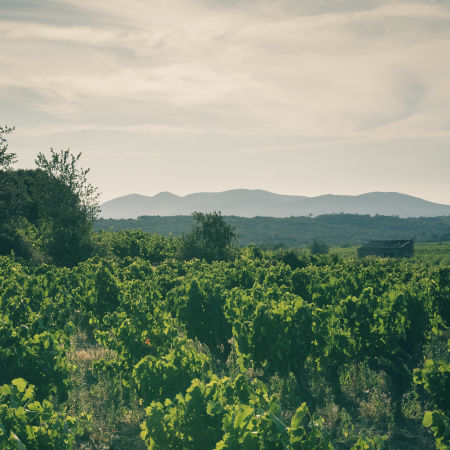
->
[99,190,450,219]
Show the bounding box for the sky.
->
[1,0,450,204]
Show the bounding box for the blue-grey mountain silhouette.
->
[100,190,450,219]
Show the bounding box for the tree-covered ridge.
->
[95,213,450,247]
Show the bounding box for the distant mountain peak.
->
[153,191,180,199]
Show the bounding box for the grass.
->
[67,332,146,449]
[329,241,450,265]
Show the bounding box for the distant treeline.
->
[95,214,450,247]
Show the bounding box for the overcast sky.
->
[1,0,449,203]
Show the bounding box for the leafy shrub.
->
[170,279,232,356]
[0,314,71,402]
[0,378,89,449]
[414,359,450,415]
[140,375,331,449]
[422,410,450,449]
[133,338,211,405]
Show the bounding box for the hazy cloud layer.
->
[1,0,449,203]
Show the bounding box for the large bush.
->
[0,169,94,265]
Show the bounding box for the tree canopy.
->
[0,130,99,266]
[35,148,100,221]
[0,169,94,265]
[0,125,17,170]
[310,239,329,255]
[180,211,237,262]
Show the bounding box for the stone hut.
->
[357,240,414,258]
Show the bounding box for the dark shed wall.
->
[357,240,414,258]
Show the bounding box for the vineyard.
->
[0,231,449,449]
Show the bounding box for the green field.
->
[330,241,450,264]
[1,229,449,448]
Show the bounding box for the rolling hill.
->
[100,190,450,219]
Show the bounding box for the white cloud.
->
[0,20,120,44]
[2,0,449,139]
[17,122,203,137]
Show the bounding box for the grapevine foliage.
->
[0,238,448,448]
[0,378,89,449]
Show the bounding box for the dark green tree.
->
[0,137,98,265]
[0,125,17,169]
[35,148,100,221]
[0,169,94,265]
[310,239,329,255]
[180,211,237,262]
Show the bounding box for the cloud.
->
[0,21,120,44]
[17,122,203,137]
[1,0,450,141]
